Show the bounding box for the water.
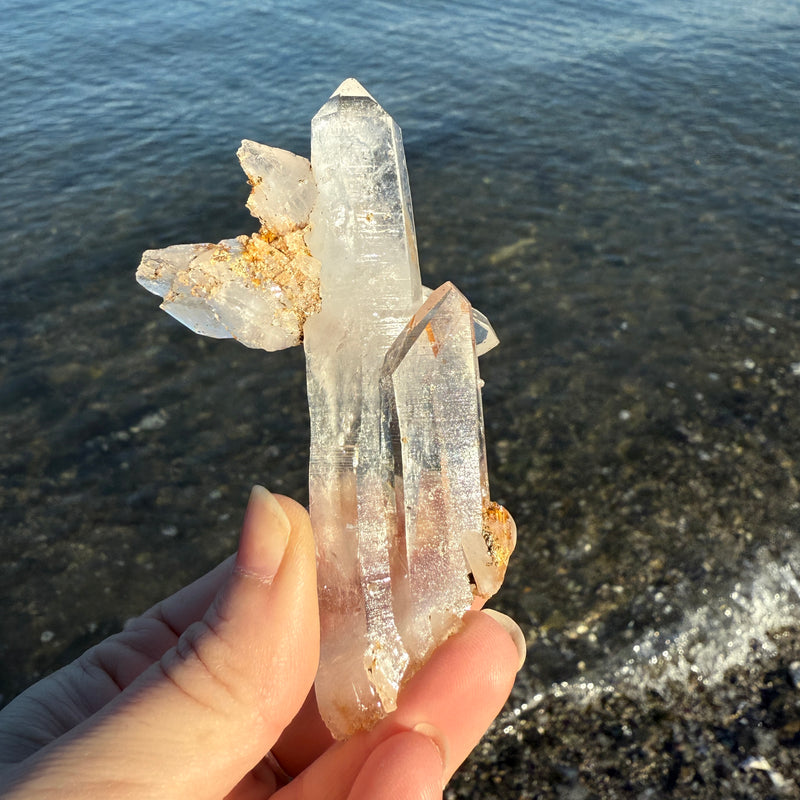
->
[2,1,800,795]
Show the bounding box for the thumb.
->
[15,487,319,800]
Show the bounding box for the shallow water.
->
[2,0,800,795]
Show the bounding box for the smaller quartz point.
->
[381,282,515,662]
[135,79,515,741]
[136,143,320,351]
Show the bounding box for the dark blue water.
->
[2,1,800,795]
[3,0,797,293]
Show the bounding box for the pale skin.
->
[0,487,525,799]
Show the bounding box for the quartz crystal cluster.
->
[137,79,515,739]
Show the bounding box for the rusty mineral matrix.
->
[136,78,515,739]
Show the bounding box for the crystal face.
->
[137,141,320,351]
[136,79,515,739]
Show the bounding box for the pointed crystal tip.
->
[330,78,375,101]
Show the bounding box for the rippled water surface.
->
[2,0,800,796]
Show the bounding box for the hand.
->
[0,487,525,799]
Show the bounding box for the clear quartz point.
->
[135,78,514,740]
[304,79,422,736]
[304,79,513,738]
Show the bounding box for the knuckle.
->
[158,619,252,716]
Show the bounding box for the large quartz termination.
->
[135,79,515,740]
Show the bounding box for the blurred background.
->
[2,1,799,796]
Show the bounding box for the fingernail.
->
[481,609,527,670]
[412,722,449,787]
[236,485,291,581]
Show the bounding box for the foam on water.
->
[508,533,800,718]
[618,541,800,687]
